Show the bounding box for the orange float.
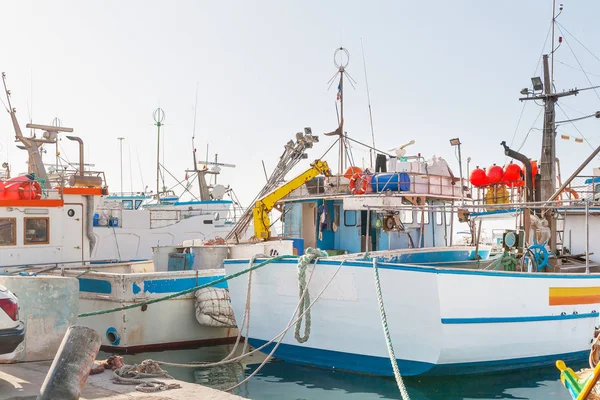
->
[349,173,368,195]
[344,166,362,180]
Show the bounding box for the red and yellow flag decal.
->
[549,287,600,306]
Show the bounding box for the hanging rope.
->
[372,258,411,400]
[295,248,328,343]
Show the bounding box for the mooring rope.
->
[78,255,295,318]
[153,250,330,371]
[295,248,328,343]
[372,258,411,400]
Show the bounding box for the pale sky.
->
[3,1,600,206]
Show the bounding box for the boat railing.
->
[287,171,469,200]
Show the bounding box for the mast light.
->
[531,77,544,92]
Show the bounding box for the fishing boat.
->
[92,108,244,262]
[0,74,238,352]
[222,36,600,377]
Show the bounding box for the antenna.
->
[550,2,564,87]
[191,83,203,197]
[361,38,376,169]
[153,108,165,199]
[325,47,357,180]
[117,137,125,194]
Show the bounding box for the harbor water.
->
[100,345,583,399]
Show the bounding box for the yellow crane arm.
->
[253,160,331,240]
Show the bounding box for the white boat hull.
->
[58,262,237,351]
[224,258,600,376]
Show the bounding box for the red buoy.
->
[521,160,538,178]
[486,164,503,184]
[469,166,488,187]
[503,162,522,187]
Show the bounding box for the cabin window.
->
[122,200,133,210]
[0,218,16,246]
[416,210,429,225]
[135,200,143,209]
[334,205,341,228]
[400,210,413,224]
[445,211,452,226]
[203,220,213,224]
[24,217,49,245]
[435,211,443,226]
[344,210,357,226]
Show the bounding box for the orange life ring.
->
[19,181,42,200]
[349,173,368,195]
[562,188,579,200]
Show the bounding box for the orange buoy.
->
[503,162,521,182]
[486,164,503,184]
[469,166,488,187]
[344,166,363,180]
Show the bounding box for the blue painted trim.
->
[247,338,589,376]
[442,312,599,324]
[105,195,151,200]
[173,200,232,206]
[224,257,600,280]
[78,278,112,294]
[131,275,227,294]
[89,259,149,264]
[470,208,518,218]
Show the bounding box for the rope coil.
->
[295,248,327,343]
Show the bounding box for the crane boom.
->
[253,160,332,240]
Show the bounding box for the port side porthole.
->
[67,209,75,217]
[203,220,213,224]
[105,327,120,346]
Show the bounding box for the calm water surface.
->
[100,345,583,399]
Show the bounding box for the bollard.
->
[37,326,101,400]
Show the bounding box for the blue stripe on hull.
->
[373,249,490,264]
[131,276,227,294]
[247,338,589,377]
[248,338,434,376]
[442,312,599,324]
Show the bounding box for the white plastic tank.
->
[152,245,180,272]
[190,245,230,269]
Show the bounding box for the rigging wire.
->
[559,101,588,116]
[556,60,600,79]
[516,108,544,152]
[556,22,600,65]
[507,21,551,159]
[556,103,595,149]
[508,102,528,148]
[533,23,553,78]
[556,25,600,103]
[517,128,542,153]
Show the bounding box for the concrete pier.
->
[0,361,243,400]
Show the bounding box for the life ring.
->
[561,188,579,200]
[20,181,42,200]
[349,173,368,195]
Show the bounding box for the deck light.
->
[531,77,544,91]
